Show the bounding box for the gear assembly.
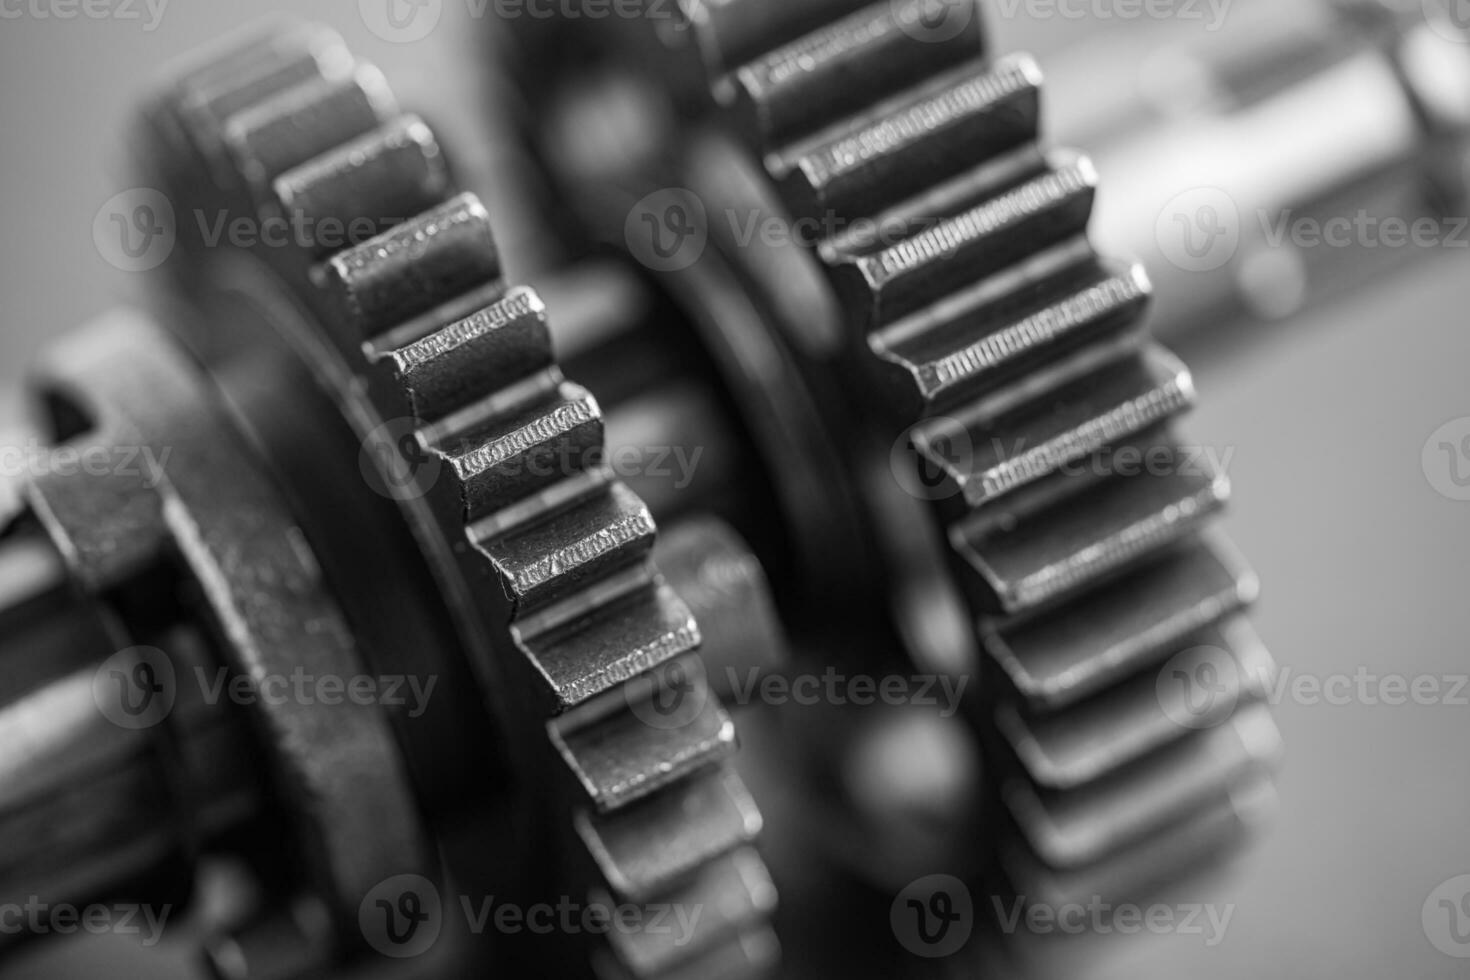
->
[2,1,1468,978]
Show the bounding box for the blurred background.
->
[1,1,1467,977]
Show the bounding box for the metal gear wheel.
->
[3,20,778,980]
[490,0,1284,906]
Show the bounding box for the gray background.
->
[0,1,1466,977]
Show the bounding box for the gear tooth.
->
[953,448,1231,616]
[382,287,551,421]
[600,849,777,979]
[691,0,871,75]
[998,616,1275,790]
[519,580,702,711]
[1002,776,1277,908]
[475,482,658,609]
[160,22,352,190]
[322,193,502,340]
[222,63,398,203]
[167,20,344,98]
[1004,702,1283,869]
[873,258,1153,412]
[827,153,1099,326]
[577,770,763,903]
[554,668,736,811]
[728,0,981,147]
[987,533,1259,710]
[772,54,1042,220]
[274,115,452,257]
[915,344,1194,508]
[431,383,604,521]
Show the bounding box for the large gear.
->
[496,0,1284,904]
[135,21,775,978]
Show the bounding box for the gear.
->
[115,20,773,978]
[498,0,1283,903]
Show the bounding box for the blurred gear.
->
[1043,0,1470,339]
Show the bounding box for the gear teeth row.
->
[912,344,1194,508]
[1005,701,1282,869]
[952,445,1231,615]
[997,616,1275,790]
[985,532,1259,709]
[690,0,1280,902]
[599,848,777,980]
[872,257,1152,413]
[728,0,984,144]
[148,22,771,976]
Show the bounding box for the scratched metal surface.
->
[0,3,1466,978]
